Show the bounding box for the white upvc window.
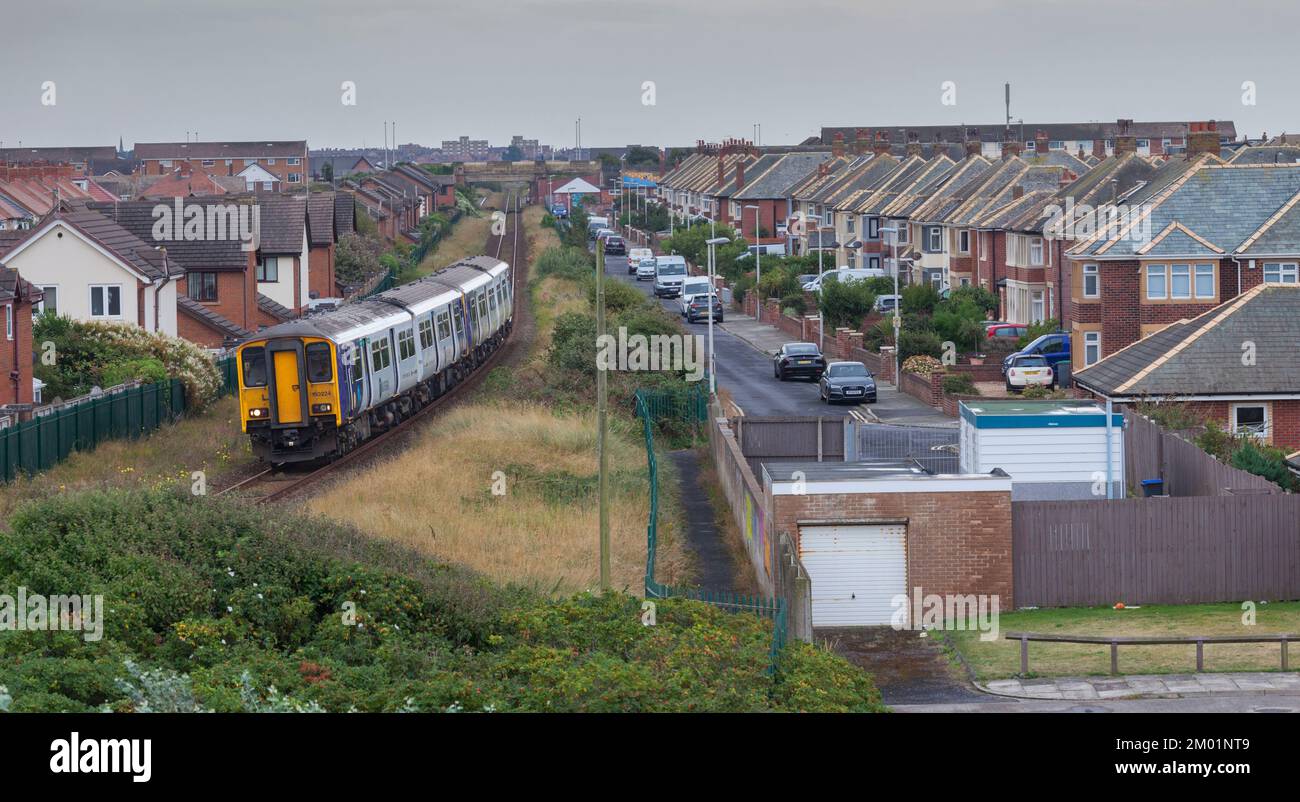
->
[867,216,879,239]
[288,157,301,166]
[822,209,832,226]
[1231,403,1269,440]
[1194,263,1215,297]
[1029,237,1043,265]
[730,201,740,220]
[4,303,11,340]
[846,251,856,268]
[1082,263,1099,298]
[35,285,58,316]
[846,215,855,233]
[1263,262,1299,284]
[958,229,970,254]
[89,285,123,318]
[1146,264,1167,299]
[1170,263,1192,299]
[926,226,942,252]
[979,233,988,260]
[1083,331,1101,365]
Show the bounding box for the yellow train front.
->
[236,327,345,463]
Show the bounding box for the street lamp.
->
[815,225,839,352]
[745,204,761,322]
[705,235,730,396]
[880,225,902,388]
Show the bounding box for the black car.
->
[773,342,825,381]
[819,361,877,404]
[604,235,627,256]
[686,294,723,323]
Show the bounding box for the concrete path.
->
[980,671,1300,700]
[894,693,1300,713]
[816,627,995,705]
[667,449,738,592]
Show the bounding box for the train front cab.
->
[239,336,342,463]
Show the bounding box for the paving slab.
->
[976,671,1300,700]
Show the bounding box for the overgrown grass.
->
[413,214,493,277]
[948,602,1300,680]
[0,396,252,521]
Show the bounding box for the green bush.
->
[898,329,944,362]
[941,373,978,396]
[819,277,875,330]
[533,246,594,282]
[901,283,941,315]
[1017,318,1061,349]
[780,292,807,316]
[1229,441,1298,491]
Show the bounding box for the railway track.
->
[215,191,525,505]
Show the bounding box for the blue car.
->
[1002,332,1071,381]
[550,204,568,218]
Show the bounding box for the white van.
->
[803,268,886,292]
[678,276,713,316]
[653,255,689,297]
[586,216,611,239]
[736,243,787,260]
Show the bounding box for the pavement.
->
[667,449,738,592]
[817,626,994,705]
[981,672,1300,700]
[895,692,1300,714]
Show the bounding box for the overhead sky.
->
[3,0,1296,151]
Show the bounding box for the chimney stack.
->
[1114,119,1137,156]
[964,127,982,158]
[831,131,846,158]
[873,130,891,157]
[853,128,869,156]
[1186,120,1219,160]
[906,131,922,157]
[1001,128,1023,160]
[735,161,746,190]
[1034,130,1050,154]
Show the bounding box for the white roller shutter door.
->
[801,524,907,626]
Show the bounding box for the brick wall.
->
[1,292,36,405]
[771,489,1014,608]
[902,369,944,407]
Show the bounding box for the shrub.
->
[901,283,941,314]
[903,354,943,376]
[946,285,998,316]
[942,373,978,396]
[335,232,383,284]
[780,292,806,316]
[819,277,875,330]
[533,246,593,282]
[1017,318,1061,349]
[588,276,646,315]
[898,329,944,362]
[1229,441,1298,491]
[1194,421,1235,461]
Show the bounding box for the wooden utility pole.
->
[596,237,610,592]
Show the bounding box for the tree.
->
[322,162,334,183]
[819,276,876,330]
[335,232,382,284]
[624,146,662,170]
[503,146,523,162]
[901,283,941,315]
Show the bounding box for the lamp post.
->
[745,204,761,322]
[880,225,901,387]
[705,236,730,396]
[815,225,838,352]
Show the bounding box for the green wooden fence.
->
[634,389,787,673]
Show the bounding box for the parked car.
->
[635,258,657,280]
[586,217,610,239]
[819,361,877,404]
[796,274,818,289]
[678,276,713,316]
[736,243,787,260]
[874,294,901,313]
[550,204,568,218]
[653,257,689,297]
[1002,332,1071,376]
[773,342,826,381]
[686,294,724,323]
[1004,354,1054,391]
[604,235,627,256]
[803,268,886,292]
[986,323,1028,339]
[627,247,653,273]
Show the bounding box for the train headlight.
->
[249,407,269,418]
[311,403,333,414]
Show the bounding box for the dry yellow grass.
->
[524,204,560,253]
[309,402,684,595]
[0,396,253,521]
[416,214,493,276]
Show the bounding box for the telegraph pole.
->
[596,237,610,592]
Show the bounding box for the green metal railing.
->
[0,378,187,482]
[215,355,238,396]
[635,390,787,674]
[632,382,709,427]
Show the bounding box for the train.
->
[235,255,513,463]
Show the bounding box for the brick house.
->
[1065,156,1300,375]
[1074,284,1300,451]
[730,151,831,245]
[134,141,308,187]
[0,267,40,406]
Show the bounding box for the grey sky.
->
[2,0,1296,150]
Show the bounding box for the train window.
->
[370,338,391,371]
[418,317,434,350]
[453,306,465,339]
[436,310,452,341]
[478,292,488,320]
[397,328,416,360]
[469,294,479,325]
[241,346,267,387]
[305,342,333,383]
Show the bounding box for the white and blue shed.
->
[958,400,1125,500]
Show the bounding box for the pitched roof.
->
[1226,145,1300,165]
[334,193,356,237]
[307,194,336,247]
[1074,284,1300,397]
[0,208,180,282]
[135,141,307,160]
[256,196,306,253]
[257,292,295,321]
[178,296,252,340]
[86,200,250,270]
[733,152,831,200]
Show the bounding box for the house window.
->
[1170,263,1191,299]
[370,337,391,371]
[267,158,277,165]
[868,255,881,270]
[846,251,856,268]
[288,157,301,166]
[257,257,279,282]
[1136,139,1150,149]
[958,229,970,253]
[1082,264,1099,298]
[1146,264,1167,299]
[89,285,122,318]
[1083,331,1101,365]
[397,328,416,360]
[730,201,740,220]
[1029,237,1043,265]
[159,160,172,168]
[1263,262,1299,284]
[867,217,879,239]
[897,225,909,244]
[35,286,58,316]
[4,304,10,340]
[1231,403,1269,439]
[288,173,302,183]
[846,215,855,233]
[201,159,215,167]
[187,271,218,301]
[225,159,233,166]
[1194,263,1215,297]
[926,226,942,252]
[979,235,988,260]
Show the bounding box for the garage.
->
[800,524,906,626]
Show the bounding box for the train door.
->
[467,289,480,348]
[368,334,395,401]
[487,280,500,333]
[341,339,368,416]
[418,313,438,378]
[435,307,453,370]
[266,339,308,425]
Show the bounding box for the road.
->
[602,252,859,418]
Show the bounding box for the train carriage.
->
[236,256,512,463]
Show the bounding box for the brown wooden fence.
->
[733,416,845,476]
[1013,496,1300,607]
[1123,409,1280,496]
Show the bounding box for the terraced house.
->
[135,141,309,187]
[657,140,759,225]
